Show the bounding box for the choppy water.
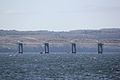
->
[0,53,120,80]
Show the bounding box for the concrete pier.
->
[44,43,49,53]
[18,43,23,53]
[72,43,76,53]
[98,43,103,54]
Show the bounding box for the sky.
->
[0,0,120,31]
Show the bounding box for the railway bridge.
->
[17,39,120,54]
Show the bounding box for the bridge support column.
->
[44,43,49,53]
[72,43,76,53]
[18,43,23,54]
[98,43,103,54]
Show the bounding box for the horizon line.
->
[0,28,120,32]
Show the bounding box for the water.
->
[0,53,120,80]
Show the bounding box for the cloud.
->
[0,10,32,15]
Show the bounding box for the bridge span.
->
[0,39,120,54]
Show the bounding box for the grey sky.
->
[0,0,120,31]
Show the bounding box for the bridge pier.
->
[44,43,49,53]
[98,43,103,54]
[18,43,23,54]
[72,43,76,53]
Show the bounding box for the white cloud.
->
[0,10,32,14]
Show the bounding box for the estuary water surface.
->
[0,52,120,80]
